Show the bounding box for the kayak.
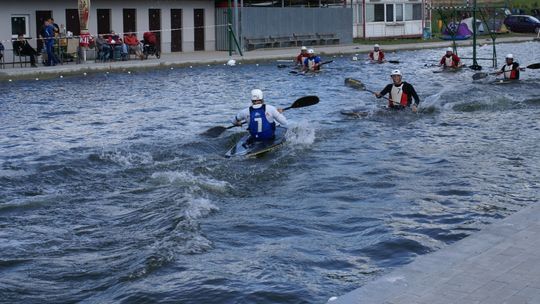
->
[225,126,287,158]
[491,79,518,85]
[340,109,369,117]
[433,67,463,73]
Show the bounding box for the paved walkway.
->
[330,201,540,304]
[0,35,536,81]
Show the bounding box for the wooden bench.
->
[317,33,340,45]
[293,33,318,47]
[244,37,273,50]
[269,35,295,48]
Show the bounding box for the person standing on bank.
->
[496,54,520,80]
[375,70,420,113]
[43,20,59,66]
[232,89,287,144]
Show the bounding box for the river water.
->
[1,41,539,303]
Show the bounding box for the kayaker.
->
[375,70,420,113]
[439,47,462,69]
[232,89,287,143]
[295,46,309,67]
[368,44,385,63]
[496,54,520,80]
[303,49,321,72]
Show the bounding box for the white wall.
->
[0,0,215,53]
[365,21,423,38]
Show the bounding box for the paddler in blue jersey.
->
[303,49,321,72]
[375,69,420,113]
[233,89,288,144]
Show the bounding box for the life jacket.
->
[305,57,319,70]
[248,104,275,140]
[390,83,408,108]
[444,55,454,67]
[502,63,519,79]
[372,51,381,61]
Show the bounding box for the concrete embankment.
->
[1,35,536,81]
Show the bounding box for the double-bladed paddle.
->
[472,62,540,80]
[290,60,334,74]
[201,95,320,138]
[344,78,391,101]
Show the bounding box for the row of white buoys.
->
[5,60,258,82]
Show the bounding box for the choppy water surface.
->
[1,41,539,303]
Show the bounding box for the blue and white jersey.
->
[233,103,288,140]
[304,56,321,70]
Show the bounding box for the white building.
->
[348,0,425,38]
[2,0,216,53]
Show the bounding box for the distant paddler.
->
[368,44,385,63]
[375,70,420,113]
[439,47,463,69]
[303,49,322,72]
[495,54,520,80]
[232,89,287,145]
[295,46,309,67]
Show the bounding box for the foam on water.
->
[285,120,316,146]
[150,170,232,194]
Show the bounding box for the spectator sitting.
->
[120,39,128,61]
[123,32,144,60]
[13,34,39,67]
[95,34,113,61]
[107,31,123,60]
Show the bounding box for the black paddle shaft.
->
[202,96,319,137]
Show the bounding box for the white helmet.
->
[301,46,307,51]
[307,49,315,54]
[390,69,402,76]
[374,44,380,48]
[446,47,453,52]
[506,53,513,59]
[251,89,263,101]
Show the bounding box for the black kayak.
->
[225,126,287,158]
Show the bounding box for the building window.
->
[405,3,422,20]
[366,4,384,22]
[395,4,403,21]
[11,15,30,38]
[412,3,422,20]
[385,4,394,22]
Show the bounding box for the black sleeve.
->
[379,84,393,97]
[513,62,520,70]
[404,82,420,105]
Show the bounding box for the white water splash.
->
[184,196,220,219]
[151,170,232,193]
[98,149,154,167]
[285,120,316,146]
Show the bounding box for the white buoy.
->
[227,59,236,66]
[190,66,193,68]
[170,67,174,70]
[352,56,358,61]
[8,79,12,82]
[328,296,338,302]
[127,71,131,74]
[83,72,87,76]
[255,63,259,66]
[35,78,39,81]
[60,75,64,78]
